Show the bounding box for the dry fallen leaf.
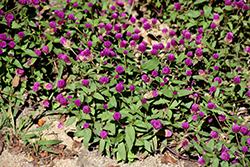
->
[161,152,178,165]
[38,119,46,127]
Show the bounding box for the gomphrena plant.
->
[0,0,250,166]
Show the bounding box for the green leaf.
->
[108,96,117,108]
[125,125,135,151]
[65,116,76,126]
[177,89,192,97]
[187,10,200,18]
[193,75,205,80]
[128,151,137,159]
[203,5,212,18]
[29,123,52,132]
[144,140,151,152]
[194,0,208,5]
[165,109,172,120]
[12,21,21,29]
[29,21,37,27]
[40,145,58,154]
[134,120,147,129]
[99,139,106,153]
[13,59,22,68]
[220,161,229,167]
[207,138,214,151]
[211,157,219,167]
[153,98,170,105]
[104,122,116,135]
[74,130,84,137]
[239,81,246,97]
[192,139,203,154]
[47,42,53,52]
[141,59,159,71]
[38,140,63,146]
[224,6,233,11]
[118,142,126,161]
[161,88,173,98]
[93,92,105,100]
[23,49,38,57]
[83,128,92,148]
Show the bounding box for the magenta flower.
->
[113,112,121,120]
[210,86,216,92]
[174,2,181,10]
[18,32,25,38]
[247,138,250,146]
[141,99,147,104]
[162,67,170,75]
[130,16,136,23]
[232,125,240,133]
[219,114,226,121]
[193,115,198,121]
[187,52,193,57]
[233,77,241,84]
[103,104,108,109]
[240,126,248,135]
[57,11,65,19]
[186,70,192,76]
[191,104,199,113]
[83,123,89,129]
[42,101,50,107]
[182,122,189,129]
[99,76,109,84]
[168,53,175,62]
[207,102,215,109]
[169,30,176,36]
[100,130,108,138]
[119,40,127,48]
[60,97,68,106]
[143,23,151,30]
[115,83,124,93]
[74,99,81,106]
[42,45,49,53]
[210,131,219,139]
[105,23,112,31]
[151,70,158,77]
[5,13,14,22]
[198,157,206,165]
[116,66,124,74]
[9,41,15,48]
[57,123,64,128]
[152,91,159,97]
[16,68,24,76]
[210,23,217,29]
[129,85,135,91]
[57,79,66,89]
[195,48,203,57]
[56,94,63,101]
[221,152,230,161]
[83,105,91,114]
[185,58,192,66]
[214,77,222,84]
[82,79,89,87]
[141,75,150,83]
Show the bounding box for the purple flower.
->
[5,13,14,22]
[243,5,249,11]
[168,53,175,62]
[151,49,158,55]
[219,114,226,121]
[88,2,93,7]
[182,140,189,149]
[179,39,185,45]
[86,23,92,28]
[100,130,107,138]
[83,123,89,129]
[141,75,150,83]
[151,18,157,25]
[45,83,52,90]
[49,21,56,28]
[83,105,90,114]
[173,91,177,95]
[186,70,192,76]
[233,77,241,84]
[58,80,66,89]
[210,131,219,139]
[130,16,136,23]
[152,91,159,97]
[240,126,248,135]
[119,40,127,48]
[57,11,65,19]
[105,23,112,31]
[184,32,191,40]
[82,79,89,86]
[242,146,248,153]
[162,67,170,75]
[214,77,222,84]
[187,52,193,57]
[182,122,189,129]
[213,13,220,20]
[247,90,250,98]
[198,28,204,34]
[207,102,215,109]
[151,70,158,77]
[210,23,217,29]
[237,0,244,8]
[143,23,151,30]
[141,99,147,104]
[226,32,233,40]
[247,138,250,146]
[42,45,49,53]
[185,58,192,66]
[191,104,199,113]
[221,152,230,161]
[60,97,68,106]
[34,82,41,87]
[198,157,206,165]
[193,115,198,121]
[87,41,92,47]
[138,43,146,53]
[74,99,81,106]
[195,48,203,57]
[32,86,39,92]
[232,125,240,133]
[99,76,109,84]
[113,112,121,120]
[18,32,25,38]
[116,66,124,74]
[169,30,175,36]
[42,101,49,107]
[103,104,108,109]
[129,85,135,91]
[115,83,124,93]
[225,0,231,6]
[174,2,181,10]
[213,53,219,59]
[16,69,24,76]
[214,66,219,71]
[110,6,116,11]
[162,28,168,33]
[165,130,172,137]
[9,41,15,48]
[68,14,75,20]
[56,94,63,101]
[114,24,121,32]
[210,86,216,92]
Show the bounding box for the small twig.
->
[160,142,190,160]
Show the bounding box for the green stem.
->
[211,109,225,134]
[162,97,174,119]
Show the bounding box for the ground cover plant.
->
[0,0,250,166]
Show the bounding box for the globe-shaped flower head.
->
[57,79,66,89]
